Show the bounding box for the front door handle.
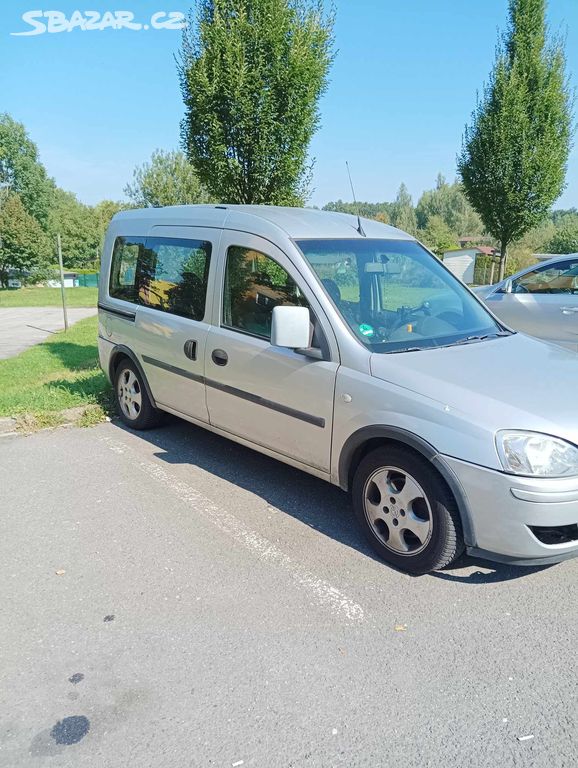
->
[211,348,228,366]
[183,339,197,360]
[561,307,578,315]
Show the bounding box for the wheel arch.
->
[109,345,158,408]
[338,425,476,547]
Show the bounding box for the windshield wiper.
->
[384,331,512,354]
[442,331,512,348]
[386,346,425,354]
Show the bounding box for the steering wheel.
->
[394,301,431,325]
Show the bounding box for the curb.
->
[0,417,18,436]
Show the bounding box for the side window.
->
[109,237,143,302]
[513,260,578,294]
[222,246,309,339]
[138,237,212,320]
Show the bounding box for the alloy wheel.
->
[117,367,142,421]
[363,466,433,556]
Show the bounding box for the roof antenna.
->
[346,161,366,237]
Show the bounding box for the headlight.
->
[496,431,578,477]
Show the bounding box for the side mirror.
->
[502,279,513,294]
[271,305,311,349]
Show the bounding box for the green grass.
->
[0,315,112,428]
[0,286,98,308]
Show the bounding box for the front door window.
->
[512,260,578,294]
[222,246,309,340]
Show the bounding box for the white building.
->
[442,247,497,285]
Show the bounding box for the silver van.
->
[98,205,578,574]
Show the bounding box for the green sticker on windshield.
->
[358,323,375,338]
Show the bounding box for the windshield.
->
[296,238,506,353]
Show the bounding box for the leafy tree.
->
[47,189,100,269]
[124,149,210,208]
[548,210,578,233]
[418,215,457,256]
[179,0,334,205]
[416,174,483,236]
[551,207,578,224]
[458,0,573,281]
[92,200,132,248]
[0,114,55,227]
[45,195,130,271]
[390,183,417,235]
[546,224,578,254]
[506,218,553,263]
[0,193,51,287]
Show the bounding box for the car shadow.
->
[50,373,110,401]
[44,340,100,371]
[116,417,381,562]
[432,555,552,583]
[113,417,552,583]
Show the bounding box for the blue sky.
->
[1,0,577,209]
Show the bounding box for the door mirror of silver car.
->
[271,305,311,349]
[500,279,513,294]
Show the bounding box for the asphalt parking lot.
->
[1,418,577,767]
[0,308,96,359]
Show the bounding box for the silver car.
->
[98,206,578,574]
[473,254,578,352]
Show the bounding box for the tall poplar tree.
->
[458,0,572,280]
[179,0,334,205]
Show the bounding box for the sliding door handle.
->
[183,339,197,360]
[561,307,578,315]
[211,348,228,366]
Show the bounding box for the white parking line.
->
[98,434,365,624]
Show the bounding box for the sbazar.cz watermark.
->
[11,10,186,35]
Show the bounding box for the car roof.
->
[536,253,578,266]
[112,204,415,242]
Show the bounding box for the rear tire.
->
[352,445,464,574]
[114,359,164,430]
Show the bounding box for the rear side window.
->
[222,246,309,339]
[138,238,212,320]
[109,237,143,302]
[109,235,212,321]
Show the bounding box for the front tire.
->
[352,445,464,574]
[114,360,164,430]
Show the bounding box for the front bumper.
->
[443,455,578,564]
